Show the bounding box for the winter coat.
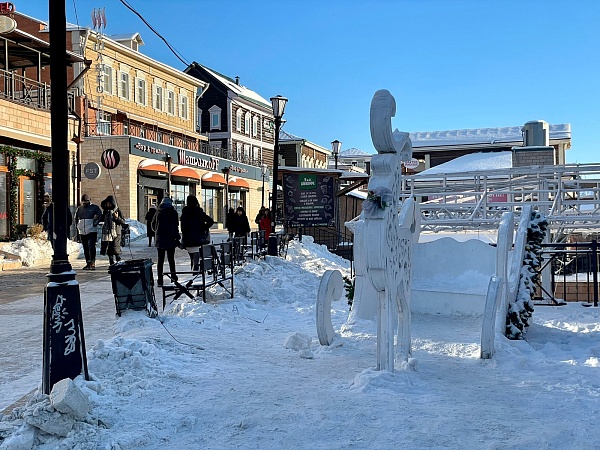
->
[232,212,251,237]
[225,209,236,234]
[41,203,73,241]
[75,202,102,235]
[145,208,157,238]
[152,204,180,249]
[100,196,125,240]
[180,206,214,248]
[259,214,272,241]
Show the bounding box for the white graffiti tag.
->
[63,318,77,356]
[51,295,68,334]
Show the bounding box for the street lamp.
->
[222,166,230,220]
[331,139,342,169]
[261,163,268,206]
[269,95,288,255]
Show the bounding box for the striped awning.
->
[138,159,168,178]
[201,172,226,188]
[171,166,200,183]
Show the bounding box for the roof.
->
[340,148,371,157]
[279,130,303,142]
[191,62,272,110]
[416,151,513,176]
[109,33,145,46]
[408,123,571,148]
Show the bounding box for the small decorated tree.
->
[506,210,548,339]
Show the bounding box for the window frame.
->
[134,77,146,105]
[118,71,130,100]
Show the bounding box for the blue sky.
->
[22,1,600,162]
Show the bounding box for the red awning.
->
[138,160,168,178]
[171,166,200,183]
[228,176,250,191]
[201,172,226,188]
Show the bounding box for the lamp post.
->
[222,166,230,220]
[331,139,342,169]
[261,163,268,206]
[269,95,288,256]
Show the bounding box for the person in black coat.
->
[225,207,236,239]
[100,195,126,266]
[41,201,73,249]
[145,207,157,247]
[232,206,251,238]
[180,195,214,271]
[151,197,180,286]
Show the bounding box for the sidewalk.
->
[0,231,230,413]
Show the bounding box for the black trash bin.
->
[108,258,158,317]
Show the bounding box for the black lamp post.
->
[222,166,230,219]
[261,163,268,206]
[331,139,342,169]
[269,95,288,256]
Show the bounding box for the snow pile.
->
[0,238,81,267]
[125,219,146,241]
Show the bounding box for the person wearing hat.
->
[232,206,251,238]
[151,197,180,286]
[75,194,102,270]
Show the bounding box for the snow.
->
[416,151,512,176]
[2,235,600,448]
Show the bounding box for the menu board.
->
[283,173,335,226]
[0,173,7,237]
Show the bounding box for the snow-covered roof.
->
[417,151,512,176]
[340,148,371,157]
[109,33,145,46]
[279,130,303,141]
[408,123,570,148]
[195,63,271,110]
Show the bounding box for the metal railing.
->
[536,240,599,306]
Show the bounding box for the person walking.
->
[255,206,266,230]
[41,200,73,249]
[145,206,157,247]
[99,195,126,265]
[225,207,236,239]
[232,206,251,238]
[75,194,102,270]
[259,207,273,241]
[180,195,214,272]
[152,197,180,287]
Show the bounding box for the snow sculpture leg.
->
[365,89,414,372]
[316,270,343,346]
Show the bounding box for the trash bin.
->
[108,258,158,317]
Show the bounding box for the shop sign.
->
[83,162,101,180]
[283,173,335,226]
[0,15,16,34]
[101,149,120,169]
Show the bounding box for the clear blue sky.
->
[22,1,600,162]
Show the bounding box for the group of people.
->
[148,195,214,287]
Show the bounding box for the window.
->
[209,105,221,130]
[244,113,250,135]
[170,183,189,216]
[236,109,242,132]
[97,111,111,135]
[101,65,113,95]
[244,144,250,162]
[153,84,163,111]
[134,77,146,105]
[179,94,188,119]
[118,71,130,100]
[252,116,258,137]
[167,90,175,115]
[236,142,242,160]
[196,108,202,132]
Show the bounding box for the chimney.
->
[235,76,240,85]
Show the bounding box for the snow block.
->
[49,378,90,419]
[284,332,312,351]
[23,403,74,437]
[0,424,35,450]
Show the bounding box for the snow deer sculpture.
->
[364,89,413,372]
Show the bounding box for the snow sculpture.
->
[316,269,343,346]
[364,89,414,372]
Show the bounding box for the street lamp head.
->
[261,163,268,176]
[331,139,342,156]
[270,95,288,119]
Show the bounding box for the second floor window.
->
[153,85,163,111]
[244,113,250,135]
[118,72,130,100]
[135,78,146,105]
[209,105,221,130]
[167,90,175,115]
[179,94,188,120]
[252,117,258,137]
[102,66,113,95]
[97,111,111,135]
[236,109,242,132]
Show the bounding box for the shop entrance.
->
[19,178,36,226]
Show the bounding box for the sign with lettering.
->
[101,148,120,169]
[0,2,15,14]
[83,162,101,179]
[129,137,261,180]
[43,284,88,393]
[283,173,335,226]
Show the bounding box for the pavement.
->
[0,231,231,413]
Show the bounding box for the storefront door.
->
[20,178,36,226]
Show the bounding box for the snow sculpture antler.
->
[364,89,413,371]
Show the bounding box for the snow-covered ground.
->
[1,235,600,449]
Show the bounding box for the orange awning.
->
[201,172,226,188]
[138,160,168,178]
[171,166,200,183]
[228,176,250,191]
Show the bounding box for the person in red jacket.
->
[259,207,272,241]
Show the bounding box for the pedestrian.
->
[145,206,157,247]
[75,194,102,270]
[152,197,180,287]
[99,195,126,265]
[41,201,73,249]
[232,206,251,238]
[259,207,272,241]
[180,195,214,272]
[255,206,266,230]
[225,207,236,239]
